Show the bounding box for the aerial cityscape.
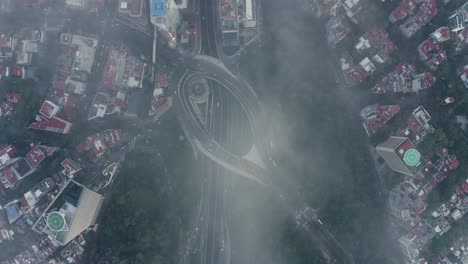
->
[0,0,466,263]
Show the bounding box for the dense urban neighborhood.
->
[0,0,466,263]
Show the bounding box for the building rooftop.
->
[417,36,447,70]
[377,136,425,176]
[431,27,451,42]
[0,165,19,189]
[59,34,98,73]
[30,116,72,134]
[33,181,103,246]
[355,27,398,64]
[395,106,434,144]
[88,91,128,120]
[390,0,437,38]
[75,129,123,160]
[101,48,146,90]
[39,100,60,119]
[151,0,166,17]
[448,2,468,32]
[411,72,436,92]
[343,58,375,86]
[149,96,172,118]
[61,158,81,177]
[6,92,22,103]
[389,0,424,22]
[0,144,16,161]
[372,63,436,93]
[461,65,468,88]
[326,15,351,46]
[119,0,144,17]
[156,72,168,87]
[25,146,46,168]
[361,104,400,136]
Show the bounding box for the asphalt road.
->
[172,55,356,264]
[170,0,356,263]
[177,74,235,264]
[172,58,269,184]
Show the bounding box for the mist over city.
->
[0,0,466,264]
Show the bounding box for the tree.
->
[421,128,450,157]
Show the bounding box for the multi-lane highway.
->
[177,68,238,264]
[173,56,270,185]
[171,54,356,264]
[168,0,356,263]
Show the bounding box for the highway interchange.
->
[159,0,358,263]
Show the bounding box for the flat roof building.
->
[65,0,86,9]
[30,116,72,134]
[150,0,181,42]
[39,100,60,119]
[59,34,98,73]
[448,2,468,32]
[101,48,146,90]
[377,136,423,176]
[33,181,103,246]
[119,0,144,17]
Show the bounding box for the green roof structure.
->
[404,149,420,167]
[47,211,66,231]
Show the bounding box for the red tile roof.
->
[390,0,410,22]
[418,38,437,60]
[53,81,66,91]
[113,91,127,108]
[29,116,72,134]
[61,158,81,175]
[360,27,398,63]
[76,129,123,159]
[62,93,79,108]
[361,105,400,136]
[0,167,18,189]
[101,48,122,90]
[420,72,435,88]
[407,116,421,133]
[432,27,450,42]
[344,64,368,86]
[39,100,59,119]
[105,104,115,114]
[446,155,459,170]
[0,144,16,157]
[462,182,468,193]
[153,96,169,111]
[5,92,21,104]
[414,200,427,214]
[25,146,45,168]
[156,72,168,87]
[101,48,145,90]
[399,139,415,155]
[75,143,88,153]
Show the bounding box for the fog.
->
[229,0,405,263]
[0,1,407,263]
